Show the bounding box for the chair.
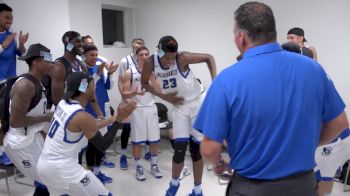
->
[344,160,350,192]
[0,167,10,196]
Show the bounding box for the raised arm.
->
[178,52,217,79]
[76,101,137,151]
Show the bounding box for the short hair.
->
[158,36,178,53]
[83,44,98,54]
[82,35,92,42]
[234,2,276,44]
[281,42,301,54]
[0,4,12,12]
[62,31,81,45]
[132,38,145,46]
[135,46,149,55]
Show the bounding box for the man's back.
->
[199,43,344,179]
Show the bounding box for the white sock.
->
[151,155,158,165]
[194,183,202,194]
[145,145,150,153]
[134,158,141,167]
[121,148,127,155]
[93,166,101,175]
[0,146,4,154]
[171,178,179,186]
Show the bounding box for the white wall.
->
[134,0,350,114]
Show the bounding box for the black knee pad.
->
[190,140,202,162]
[173,141,188,164]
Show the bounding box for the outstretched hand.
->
[18,31,29,46]
[106,61,118,74]
[115,101,137,122]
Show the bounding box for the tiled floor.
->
[0,141,349,196]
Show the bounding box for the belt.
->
[232,170,313,183]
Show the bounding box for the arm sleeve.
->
[321,68,346,122]
[88,121,122,152]
[193,77,230,143]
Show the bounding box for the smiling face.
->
[84,50,98,66]
[71,37,84,55]
[136,48,149,64]
[0,10,12,31]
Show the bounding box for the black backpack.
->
[0,73,43,133]
[43,57,86,109]
[155,102,168,123]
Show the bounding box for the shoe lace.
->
[152,165,160,172]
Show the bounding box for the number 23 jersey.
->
[153,53,203,102]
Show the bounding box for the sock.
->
[170,178,179,186]
[93,166,101,175]
[151,155,158,166]
[194,183,202,194]
[145,145,150,153]
[0,146,4,154]
[134,157,141,167]
[121,148,127,156]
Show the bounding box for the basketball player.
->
[117,38,146,170]
[37,72,136,195]
[121,46,162,181]
[315,128,350,196]
[4,43,53,195]
[141,35,217,196]
[287,27,317,60]
[83,44,119,184]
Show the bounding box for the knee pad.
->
[190,140,202,162]
[173,141,188,164]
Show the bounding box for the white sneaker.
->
[179,164,191,180]
[136,165,146,181]
[151,164,163,178]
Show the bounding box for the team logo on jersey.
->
[321,147,332,156]
[80,175,90,186]
[22,160,31,168]
[156,70,178,78]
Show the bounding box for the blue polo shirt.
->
[194,42,345,179]
[0,31,22,80]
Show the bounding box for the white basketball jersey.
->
[119,54,137,76]
[153,53,203,101]
[130,65,155,107]
[5,77,49,149]
[40,100,87,179]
